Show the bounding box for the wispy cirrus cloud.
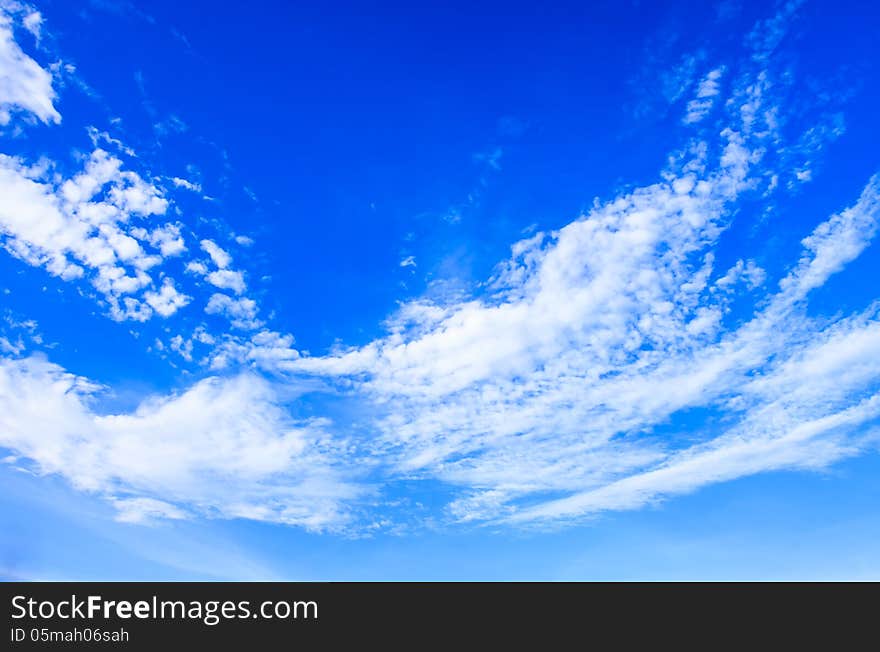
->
[273,2,880,527]
[0,148,192,321]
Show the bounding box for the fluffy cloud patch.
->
[0,149,194,320]
[0,8,59,125]
[205,293,261,330]
[0,355,361,530]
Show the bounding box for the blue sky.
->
[1,0,879,580]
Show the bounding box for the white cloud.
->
[21,11,41,41]
[0,9,60,125]
[169,334,193,361]
[143,222,186,257]
[185,260,207,275]
[206,268,246,294]
[87,127,137,157]
[170,176,201,192]
[283,107,880,526]
[2,0,877,534]
[207,329,300,371]
[143,277,190,317]
[507,304,880,524]
[205,293,261,330]
[0,355,362,531]
[200,238,231,269]
[715,259,765,290]
[778,179,879,299]
[684,67,724,124]
[746,0,804,60]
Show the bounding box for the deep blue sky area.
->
[0,0,879,579]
